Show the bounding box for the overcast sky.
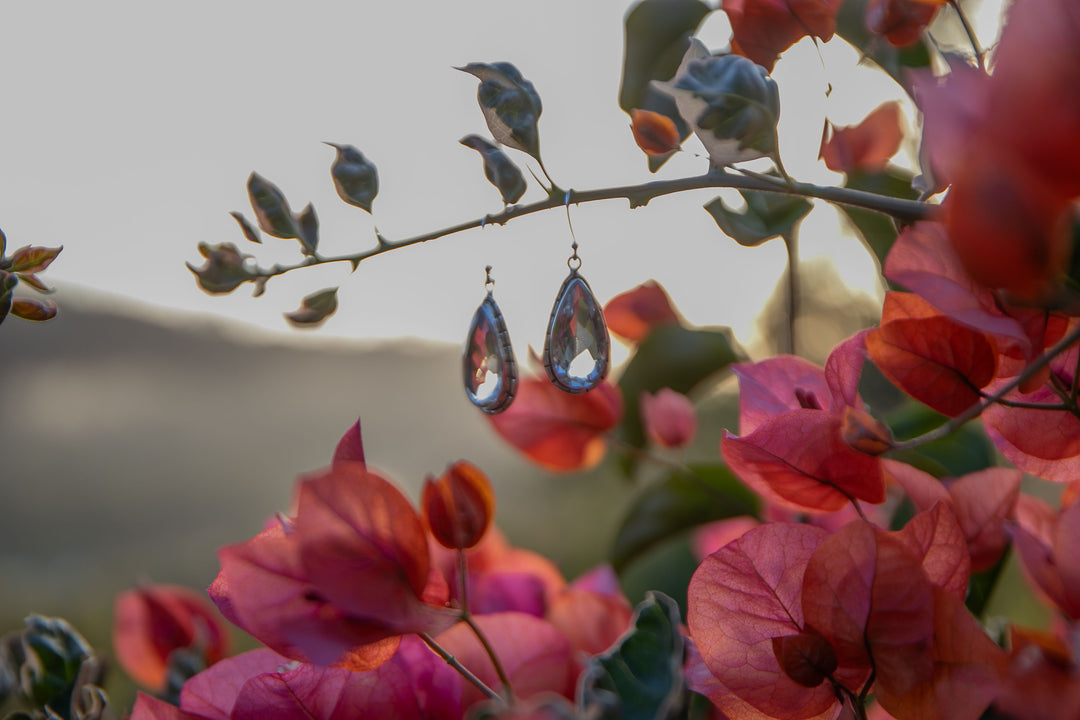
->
[0,0,1000,350]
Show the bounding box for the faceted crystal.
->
[543,272,610,393]
[463,294,517,413]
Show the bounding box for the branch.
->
[891,320,1080,451]
[251,172,934,282]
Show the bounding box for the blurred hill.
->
[0,288,630,653]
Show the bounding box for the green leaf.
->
[229,211,262,244]
[705,190,811,246]
[457,62,543,162]
[325,143,378,213]
[247,172,299,239]
[611,463,759,573]
[16,272,53,294]
[617,324,745,452]
[620,0,711,172]
[836,168,919,268]
[578,592,686,720]
[0,270,15,325]
[885,400,997,478]
[834,0,932,89]
[0,227,6,257]
[11,298,58,322]
[460,135,527,205]
[284,287,338,328]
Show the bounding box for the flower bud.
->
[423,460,495,549]
[640,388,697,448]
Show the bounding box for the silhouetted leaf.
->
[579,592,686,720]
[705,190,811,246]
[0,270,16,325]
[457,62,543,161]
[296,203,318,256]
[835,0,932,89]
[460,135,527,205]
[16,273,52,294]
[620,0,711,171]
[186,242,254,295]
[325,143,378,213]
[836,168,919,268]
[611,463,759,572]
[247,172,299,239]
[284,287,338,328]
[230,211,262,244]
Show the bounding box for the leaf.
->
[892,502,970,600]
[578,592,686,720]
[247,172,299,239]
[488,378,623,471]
[721,410,887,513]
[867,306,997,417]
[186,242,254,295]
[687,522,846,720]
[11,298,58,322]
[457,62,543,162]
[229,211,262,244]
[603,280,680,344]
[705,189,811,246]
[611,463,759,573]
[16,272,53,294]
[0,226,6,256]
[296,203,319,256]
[7,245,62,274]
[0,270,15,325]
[617,324,744,451]
[284,287,338,328]
[656,40,781,166]
[460,135,527,205]
[325,143,378,213]
[619,0,710,171]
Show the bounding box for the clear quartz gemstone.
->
[544,272,610,392]
[463,294,517,413]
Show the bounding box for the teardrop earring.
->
[543,240,610,393]
[463,266,517,414]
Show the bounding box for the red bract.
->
[723,409,886,512]
[995,625,1080,720]
[210,463,456,669]
[640,388,697,448]
[913,0,1080,302]
[488,378,622,471]
[547,565,633,661]
[133,638,463,720]
[867,292,997,417]
[423,460,495,550]
[331,418,365,467]
[819,102,904,174]
[602,280,679,344]
[1012,495,1080,618]
[436,612,575,708]
[723,0,843,71]
[886,460,1019,573]
[113,584,230,691]
[982,338,1080,482]
[630,109,681,157]
[688,522,858,719]
[865,0,944,47]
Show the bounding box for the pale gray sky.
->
[0,0,970,352]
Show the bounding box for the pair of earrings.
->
[463,243,610,414]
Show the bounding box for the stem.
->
[783,231,799,356]
[608,435,694,476]
[456,549,515,703]
[250,172,933,282]
[891,321,1080,451]
[948,0,986,70]
[419,632,502,701]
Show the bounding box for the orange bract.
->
[629,109,680,156]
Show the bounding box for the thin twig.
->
[891,321,1080,451]
[948,0,986,70]
[783,231,799,356]
[250,172,933,282]
[419,632,502,701]
[456,549,515,703]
